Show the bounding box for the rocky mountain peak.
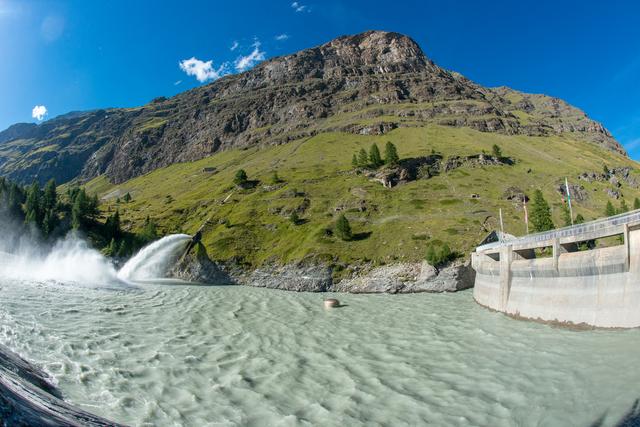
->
[320,30,431,72]
[239,31,434,88]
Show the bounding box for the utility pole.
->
[523,198,529,234]
[565,177,574,226]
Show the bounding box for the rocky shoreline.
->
[169,243,475,293]
[0,343,125,426]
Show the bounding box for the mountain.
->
[0,31,624,186]
[2,31,638,279]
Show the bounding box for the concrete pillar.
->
[624,224,630,272]
[553,238,560,272]
[499,245,513,310]
[629,226,640,273]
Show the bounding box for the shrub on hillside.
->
[335,214,352,241]
[425,242,455,267]
[234,169,248,186]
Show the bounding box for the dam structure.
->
[471,210,640,328]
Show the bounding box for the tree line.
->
[528,189,640,233]
[352,142,400,169]
[0,177,158,258]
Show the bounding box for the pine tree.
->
[123,192,132,203]
[603,164,610,176]
[140,215,157,241]
[369,143,383,168]
[289,211,300,225]
[575,213,585,224]
[105,238,118,257]
[117,238,131,258]
[351,153,359,168]
[635,198,640,210]
[605,200,616,217]
[425,244,437,265]
[24,181,42,227]
[620,199,629,214]
[72,189,88,229]
[384,142,399,166]
[335,214,352,241]
[88,194,99,217]
[271,171,282,184]
[42,179,57,212]
[7,182,23,216]
[357,148,369,168]
[42,210,57,237]
[492,144,502,158]
[530,189,554,232]
[561,202,572,227]
[105,210,121,240]
[234,169,248,186]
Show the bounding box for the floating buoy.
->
[324,298,340,309]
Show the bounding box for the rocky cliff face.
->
[0,31,624,185]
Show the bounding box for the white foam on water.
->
[117,234,191,281]
[0,234,119,285]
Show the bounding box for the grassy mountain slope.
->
[83,124,639,269]
[0,31,624,187]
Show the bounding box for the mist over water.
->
[0,235,119,284]
[0,208,189,285]
[117,234,191,281]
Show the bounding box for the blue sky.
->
[1,0,639,157]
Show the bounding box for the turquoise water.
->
[0,279,638,426]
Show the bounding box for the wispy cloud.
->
[234,42,266,72]
[178,57,228,82]
[174,80,182,86]
[291,1,309,12]
[32,105,47,121]
[275,33,289,41]
[230,41,239,51]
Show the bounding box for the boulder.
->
[244,263,333,292]
[333,260,475,293]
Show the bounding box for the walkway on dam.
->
[476,209,640,253]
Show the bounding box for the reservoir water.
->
[0,279,639,426]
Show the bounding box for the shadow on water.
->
[590,399,640,427]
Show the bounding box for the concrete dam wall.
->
[472,211,640,328]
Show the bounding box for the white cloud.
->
[234,42,266,72]
[174,80,182,86]
[178,57,228,82]
[32,105,47,121]
[291,1,308,12]
[230,41,239,51]
[275,33,289,41]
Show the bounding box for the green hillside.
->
[81,124,639,268]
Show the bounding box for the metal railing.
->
[476,209,640,252]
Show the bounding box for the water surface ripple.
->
[0,280,638,426]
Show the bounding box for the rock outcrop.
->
[0,31,625,186]
[242,263,334,292]
[169,243,233,284]
[332,260,475,293]
[169,248,475,294]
